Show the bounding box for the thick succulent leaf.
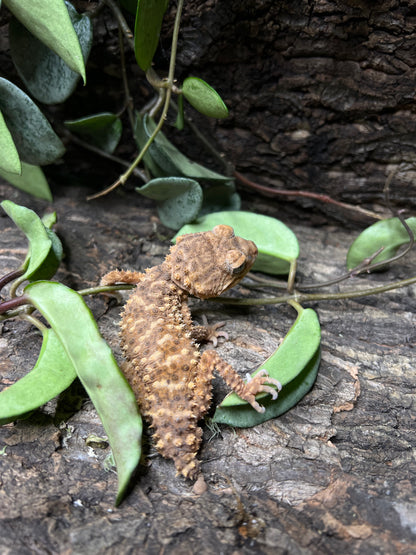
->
[0,328,77,426]
[176,211,300,275]
[213,349,321,427]
[0,162,52,201]
[347,217,416,270]
[1,200,62,281]
[200,182,241,215]
[137,177,203,229]
[65,113,122,153]
[135,114,230,182]
[120,0,138,15]
[182,77,229,119]
[0,111,21,174]
[25,281,143,506]
[213,307,321,427]
[10,3,93,104]
[0,78,65,165]
[134,0,169,71]
[4,0,86,82]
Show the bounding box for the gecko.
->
[101,225,281,480]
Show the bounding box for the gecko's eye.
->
[226,249,247,274]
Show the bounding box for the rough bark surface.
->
[0,182,415,554]
[1,1,416,553]
[172,0,416,209]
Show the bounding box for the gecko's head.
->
[169,225,258,299]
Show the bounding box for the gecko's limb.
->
[200,351,282,413]
[100,270,143,286]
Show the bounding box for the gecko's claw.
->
[201,315,229,346]
[244,369,282,412]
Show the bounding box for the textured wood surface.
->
[1,1,416,552]
[0,182,415,554]
[171,0,416,210]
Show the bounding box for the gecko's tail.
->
[151,410,203,481]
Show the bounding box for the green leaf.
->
[182,77,229,119]
[65,113,122,154]
[174,94,185,130]
[347,217,416,270]
[4,0,86,82]
[137,177,203,229]
[213,349,321,428]
[176,211,300,275]
[0,111,21,174]
[1,200,62,281]
[213,307,321,427]
[0,328,77,426]
[0,162,52,201]
[42,212,57,229]
[135,113,230,182]
[0,78,65,165]
[120,0,138,15]
[134,0,169,71]
[200,182,241,216]
[25,281,143,505]
[10,2,93,104]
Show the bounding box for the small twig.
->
[0,295,31,315]
[118,25,135,132]
[103,0,134,50]
[234,171,383,221]
[0,269,24,294]
[296,247,386,291]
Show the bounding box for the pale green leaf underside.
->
[0,110,21,174]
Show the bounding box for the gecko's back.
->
[103,226,279,480]
[120,263,205,478]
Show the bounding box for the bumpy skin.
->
[101,225,281,480]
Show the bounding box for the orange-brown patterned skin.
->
[101,225,281,479]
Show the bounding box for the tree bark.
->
[172,0,416,210]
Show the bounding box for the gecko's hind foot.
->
[243,369,282,413]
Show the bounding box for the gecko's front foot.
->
[243,369,282,413]
[192,314,229,347]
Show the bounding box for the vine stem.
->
[210,274,416,306]
[0,295,31,315]
[87,0,185,201]
[0,269,24,293]
[234,171,383,221]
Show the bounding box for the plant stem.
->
[118,25,136,132]
[64,130,148,182]
[234,170,383,221]
[103,0,134,50]
[87,0,185,201]
[0,269,24,293]
[211,274,416,306]
[20,313,47,333]
[0,295,31,315]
